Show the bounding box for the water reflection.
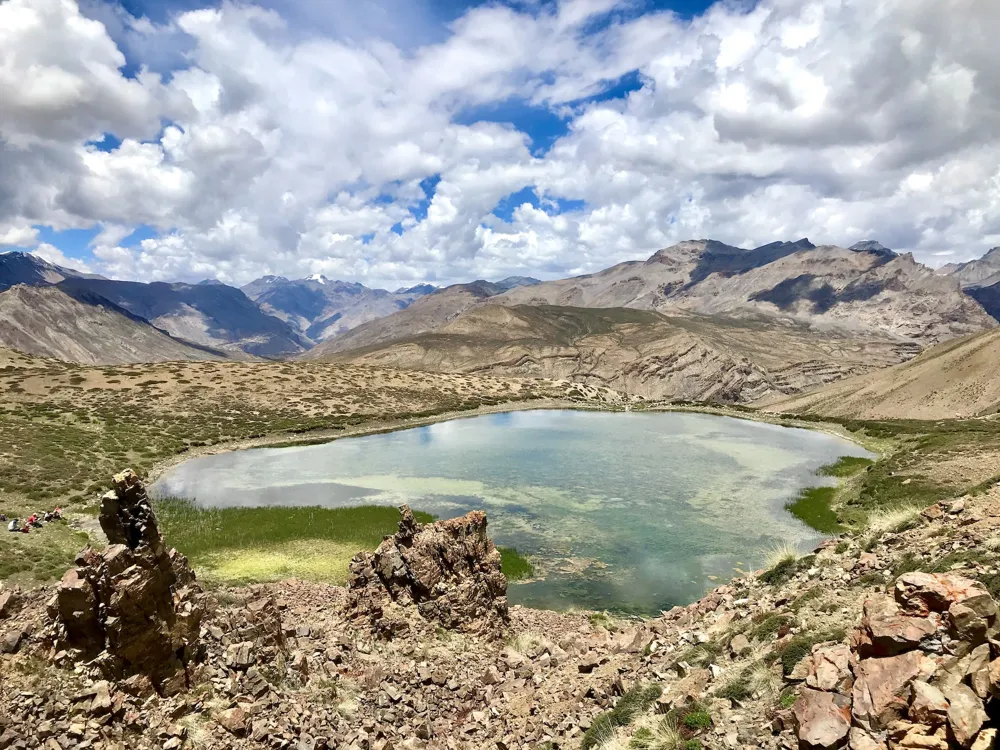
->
[151,410,872,613]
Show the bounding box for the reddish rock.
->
[217,706,248,736]
[854,596,939,658]
[806,644,852,693]
[792,687,851,749]
[851,651,936,731]
[347,505,508,636]
[894,573,990,617]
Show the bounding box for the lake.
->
[150,409,871,613]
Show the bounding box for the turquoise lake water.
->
[150,410,871,613]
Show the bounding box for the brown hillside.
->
[761,328,1000,419]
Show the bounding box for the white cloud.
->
[30,243,93,273]
[1,0,1000,287]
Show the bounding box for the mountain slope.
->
[56,277,305,358]
[317,303,918,403]
[937,246,1000,288]
[499,240,994,345]
[303,280,517,358]
[241,275,434,343]
[0,250,102,291]
[761,328,1000,419]
[0,285,226,365]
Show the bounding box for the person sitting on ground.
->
[44,512,53,522]
[0,513,6,522]
[53,507,63,520]
[20,523,30,533]
[7,518,18,532]
[27,514,42,528]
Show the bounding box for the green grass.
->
[785,487,844,534]
[155,498,532,585]
[498,547,535,581]
[817,456,874,477]
[581,683,662,750]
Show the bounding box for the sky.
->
[1,0,999,289]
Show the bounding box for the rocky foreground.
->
[3,476,1000,749]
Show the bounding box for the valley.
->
[5,242,1000,750]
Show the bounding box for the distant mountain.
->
[498,239,993,344]
[55,277,306,358]
[315,303,918,403]
[241,275,435,344]
[0,250,103,291]
[302,278,536,359]
[937,247,1000,289]
[493,276,541,292]
[0,285,227,365]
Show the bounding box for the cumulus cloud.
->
[1,0,999,288]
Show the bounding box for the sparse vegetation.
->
[581,683,663,750]
[817,456,874,477]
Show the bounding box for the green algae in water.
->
[151,410,871,613]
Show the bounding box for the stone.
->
[805,644,852,693]
[0,590,17,619]
[792,687,851,749]
[217,707,248,736]
[729,634,751,658]
[848,727,881,750]
[854,596,939,658]
[894,573,990,617]
[967,644,991,699]
[48,470,203,690]
[921,505,944,521]
[347,505,508,636]
[971,729,997,750]
[944,683,986,748]
[851,651,937,730]
[908,681,948,726]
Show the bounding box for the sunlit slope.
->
[762,329,1000,419]
[319,303,918,403]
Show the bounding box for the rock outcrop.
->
[347,505,508,637]
[793,572,1000,749]
[48,470,203,693]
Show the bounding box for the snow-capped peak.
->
[307,273,328,284]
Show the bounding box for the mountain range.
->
[3,241,999,403]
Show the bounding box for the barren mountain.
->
[55,277,306,358]
[938,246,1000,288]
[0,285,226,365]
[303,280,525,358]
[499,239,995,344]
[318,303,918,403]
[761,328,1000,419]
[0,250,103,291]
[241,275,435,343]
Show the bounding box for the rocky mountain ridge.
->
[319,304,921,403]
[0,285,228,365]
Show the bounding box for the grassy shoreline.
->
[155,498,535,586]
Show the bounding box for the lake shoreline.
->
[145,395,876,486]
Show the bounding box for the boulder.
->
[944,683,987,748]
[48,469,203,691]
[805,644,852,693]
[854,596,940,658]
[347,505,508,636]
[894,573,991,617]
[908,681,948,726]
[851,651,936,731]
[792,688,851,749]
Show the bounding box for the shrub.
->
[581,683,662,750]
